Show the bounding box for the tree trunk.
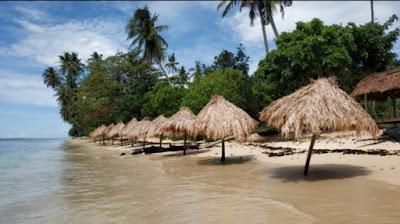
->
[183,131,187,155]
[259,16,269,55]
[370,0,374,23]
[158,62,169,81]
[221,137,226,162]
[391,96,397,118]
[159,133,163,147]
[364,94,368,112]
[304,134,317,176]
[265,3,279,39]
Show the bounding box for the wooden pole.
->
[143,138,146,151]
[392,96,397,118]
[183,131,187,155]
[364,94,368,112]
[159,133,163,147]
[102,136,105,145]
[112,138,114,145]
[221,137,226,162]
[304,134,317,176]
[120,137,123,146]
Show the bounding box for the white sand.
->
[67,131,400,186]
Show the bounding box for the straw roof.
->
[351,70,400,100]
[106,122,125,139]
[128,118,152,140]
[90,124,107,139]
[104,124,115,139]
[161,107,196,135]
[121,118,138,138]
[194,95,258,141]
[146,115,168,138]
[259,77,379,139]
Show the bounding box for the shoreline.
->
[66,134,400,186]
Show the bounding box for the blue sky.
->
[0,1,399,138]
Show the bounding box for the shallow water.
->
[1,139,400,223]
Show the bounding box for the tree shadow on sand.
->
[162,149,210,157]
[269,164,371,182]
[197,155,254,166]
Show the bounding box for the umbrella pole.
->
[112,138,114,145]
[120,137,123,146]
[102,136,105,145]
[160,133,163,148]
[221,137,226,162]
[143,138,146,151]
[304,134,317,176]
[183,131,187,155]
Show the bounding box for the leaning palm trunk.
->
[158,62,169,81]
[268,14,279,38]
[370,0,374,23]
[259,16,269,55]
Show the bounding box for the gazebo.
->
[352,70,400,118]
[260,77,379,175]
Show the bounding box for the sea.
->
[1,138,400,224]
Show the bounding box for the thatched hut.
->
[129,118,152,149]
[161,107,196,155]
[260,77,379,175]
[194,95,258,162]
[351,70,400,117]
[107,122,125,145]
[146,115,168,147]
[104,124,115,145]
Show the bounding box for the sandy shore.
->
[66,132,400,186]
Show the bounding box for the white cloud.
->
[0,70,57,107]
[2,18,127,66]
[15,5,52,22]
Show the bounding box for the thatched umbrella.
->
[161,107,196,155]
[107,122,125,145]
[259,77,379,175]
[104,124,115,145]
[89,125,106,142]
[121,118,138,146]
[146,115,168,147]
[129,118,152,150]
[194,95,258,162]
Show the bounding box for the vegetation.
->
[42,6,399,136]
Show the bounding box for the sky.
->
[0,1,399,138]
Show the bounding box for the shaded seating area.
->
[351,70,400,121]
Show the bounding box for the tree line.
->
[43,5,399,136]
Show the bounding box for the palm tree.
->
[218,0,269,54]
[177,66,188,87]
[59,52,84,88]
[264,0,292,39]
[126,6,169,79]
[42,67,61,89]
[165,53,179,75]
[218,0,292,55]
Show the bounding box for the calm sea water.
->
[1,139,400,224]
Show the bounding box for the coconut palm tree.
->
[59,52,84,88]
[218,0,269,54]
[126,6,169,79]
[165,53,179,75]
[218,0,292,55]
[42,67,61,89]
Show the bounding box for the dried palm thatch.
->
[90,125,106,140]
[161,107,196,155]
[194,95,258,162]
[259,77,379,175]
[107,122,125,145]
[104,124,115,142]
[147,115,168,147]
[128,118,152,149]
[121,118,138,138]
[351,70,400,100]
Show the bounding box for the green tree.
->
[165,53,179,75]
[126,6,169,79]
[182,68,256,116]
[252,17,399,111]
[141,82,186,117]
[212,45,250,76]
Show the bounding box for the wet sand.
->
[57,138,400,223]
